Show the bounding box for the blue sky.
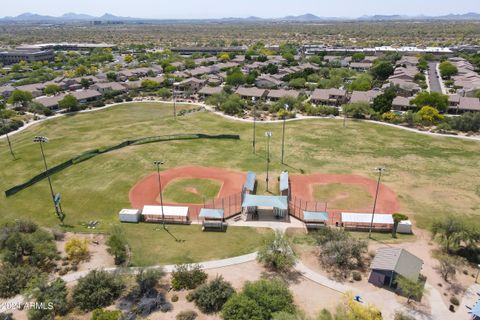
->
[3,0,480,19]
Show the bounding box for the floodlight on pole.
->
[265,131,272,192]
[281,104,289,164]
[173,82,180,120]
[33,136,65,224]
[252,97,256,154]
[1,117,16,159]
[154,160,167,230]
[368,167,386,239]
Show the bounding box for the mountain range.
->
[1,12,480,23]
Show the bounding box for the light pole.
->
[281,104,289,164]
[34,136,65,225]
[252,97,256,154]
[173,82,180,120]
[154,160,167,230]
[1,117,15,159]
[265,131,272,192]
[369,167,386,239]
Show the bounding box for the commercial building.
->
[0,50,54,65]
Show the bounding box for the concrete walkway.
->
[2,99,479,142]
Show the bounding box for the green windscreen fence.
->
[5,133,240,197]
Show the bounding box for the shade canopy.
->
[472,299,480,318]
[244,171,256,191]
[280,171,289,192]
[303,211,329,222]
[199,208,224,219]
[242,194,288,210]
[142,205,189,217]
[341,212,393,224]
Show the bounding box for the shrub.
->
[352,271,362,281]
[186,291,195,302]
[27,278,69,320]
[65,238,90,263]
[92,100,106,108]
[0,264,37,298]
[136,268,165,295]
[91,309,121,320]
[171,264,207,290]
[106,226,128,265]
[191,276,235,313]
[51,229,65,241]
[72,270,125,311]
[450,296,460,306]
[222,293,264,320]
[394,312,416,320]
[176,310,197,320]
[171,294,179,302]
[14,219,37,233]
[257,231,296,273]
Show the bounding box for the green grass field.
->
[163,178,222,204]
[312,183,373,210]
[0,102,479,263]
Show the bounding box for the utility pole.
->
[368,167,386,239]
[281,104,288,164]
[1,117,15,159]
[252,97,256,154]
[265,131,272,192]
[154,160,167,230]
[173,83,179,120]
[34,136,65,225]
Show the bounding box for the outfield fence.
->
[5,133,240,197]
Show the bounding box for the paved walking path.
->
[2,99,479,142]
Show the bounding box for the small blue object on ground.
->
[355,295,361,302]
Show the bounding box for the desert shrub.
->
[72,270,125,311]
[0,263,37,298]
[352,271,362,281]
[222,278,295,320]
[136,268,164,295]
[450,296,460,306]
[91,309,122,320]
[394,312,416,320]
[257,231,296,273]
[51,229,65,241]
[191,276,235,313]
[171,294,179,302]
[106,226,128,265]
[171,264,207,290]
[176,310,197,320]
[27,278,69,320]
[65,238,90,263]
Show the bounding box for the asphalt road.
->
[428,62,443,93]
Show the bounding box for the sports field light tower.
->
[252,97,257,154]
[1,116,16,159]
[281,103,289,164]
[33,136,65,224]
[368,167,386,239]
[265,131,272,192]
[154,160,167,230]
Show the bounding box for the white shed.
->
[397,220,413,234]
[119,209,141,223]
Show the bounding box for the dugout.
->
[241,194,288,221]
[142,205,190,224]
[199,208,225,231]
[341,212,393,232]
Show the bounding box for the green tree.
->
[124,55,134,64]
[392,213,409,238]
[222,293,264,320]
[157,87,172,99]
[0,264,37,298]
[352,52,366,62]
[191,276,235,313]
[349,73,373,91]
[411,92,448,113]
[221,94,245,116]
[72,270,125,311]
[44,84,62,95]
[431,216,467,253]
[65,237,90,263]
[435,253,459,282]
[141,79,160,89]
[343,102,373,119]
[288,78,306,89]
[371,61,394,80]
[106,225,128,265]
[395,276,425,303]
[372,87,396,114]
[439,61,458,79]
[106,72,117,82]
[242,279,295,319]
[8,90,33,109]
[226,68,246,86]
[58,95,79,112]
[416,106,444,126]
[257,231,296,273]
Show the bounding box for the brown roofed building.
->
[235,87,267,100]
[311,88,347,106]
[267,89,300,101]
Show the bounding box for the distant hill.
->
[1,12,480,23]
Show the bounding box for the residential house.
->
[235,87,267,100]
[311,88,347,106]
[175,78,206,96]
[349,90,380,104]
[198,86,223,99]
[255,74,283,89]
[349,62,372,72]
[267,89,300,101]
[392,96,414,111]
[14,83,45,98]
